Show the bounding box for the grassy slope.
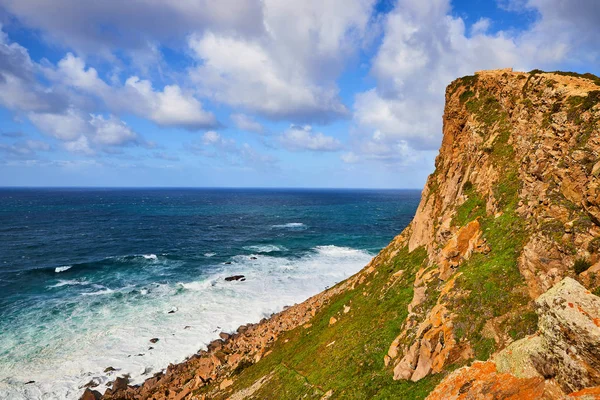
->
[200,246,442,399]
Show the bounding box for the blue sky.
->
[0,0,598,188]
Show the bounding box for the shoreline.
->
[95,254,379,399]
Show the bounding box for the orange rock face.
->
[426,361,545,400]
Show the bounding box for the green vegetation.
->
[451,83,533,362]
[459,90,475,104]
[593,287,600,297]
[588,237,600,254]
[574,258,592,274]
[202,246,443,399]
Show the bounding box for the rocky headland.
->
[87,69,600,399]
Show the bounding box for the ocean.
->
[0,188,420,399]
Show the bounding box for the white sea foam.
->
[142,254,158,260]
[271,222,307,229]
[48,279,88,288]
[243,244,287,253]
[0,245,373,400]
[203,252,216,257]
[54,265,72,273]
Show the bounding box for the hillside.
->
[89,68,600,400]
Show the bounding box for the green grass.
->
[205,246,444,399]
[574,258,592,274]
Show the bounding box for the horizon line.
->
[0,186,423,191]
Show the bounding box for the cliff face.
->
[94,69,600,400]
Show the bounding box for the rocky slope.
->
[89,68,600,399]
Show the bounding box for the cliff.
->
[89,68,600,400]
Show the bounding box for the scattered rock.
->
[224,261,232,265]
[149,338,159,343]
[250,256,258,260]
[103,367,116,373]
[148,347,154,350]
[81,379,100,388]
[225,275,245,282]
[219,332,230,341]
[108,376,129,394]
[80,388,102,400]
[24,381,35,385]
[220,379,233,390]
[329,317,337,325]
[184,326,191,330]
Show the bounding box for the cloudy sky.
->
[0,0,598,188]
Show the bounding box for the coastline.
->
[95,253,379,399]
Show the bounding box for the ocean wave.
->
[1,244,372,399]
[204,253,216,257]
[243,245,287,253]
[271,222,307,230]
[142,254,158,260]
[48,279,88,288]
[54,265,72,273]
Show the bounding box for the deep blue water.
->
[0,188,420,399]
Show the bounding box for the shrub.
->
[574,258,592,274]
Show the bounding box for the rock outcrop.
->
[92,69,600,400]
[427,277,600,399]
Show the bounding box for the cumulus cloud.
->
[0,25,67,113]
[231,113,264,134]
[279,125,342,152]
[48,53,217,130]
[29,109,141,154]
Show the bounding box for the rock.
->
[80,388,102,400]
[429,278,600,398]
[220,378,233,390]
[329,316,337,325]
[109,376,129,394]
[532,277,600,393]
[225,275,245,281]
[82,379,99,388]
[24,381,35,385]
[219,332,230,341]
[250,256,258,260]
[149,338,159,343]
[104,366,116,373]
[426,361,545,400]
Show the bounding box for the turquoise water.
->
[0,188,420,399]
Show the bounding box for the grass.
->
[574,258,592,274]
[203,246,444,399]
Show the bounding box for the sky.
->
[0,0,598,188]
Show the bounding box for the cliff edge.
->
[91,68,600,400]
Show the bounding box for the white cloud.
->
[29,108,140,154]
[279,125,342,152]
[0,0,265,55]
[0,25,67,112]
[47,53,217,130]
[124,77,217,129]
[190,131,277,169]
[189,33,348,122]
[231,113,264,134]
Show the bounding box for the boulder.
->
[80,389,102,400]
[225,275,245,282]
[532,277,600,393]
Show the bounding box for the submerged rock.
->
[149,338,159,343]
[224,275,245,282]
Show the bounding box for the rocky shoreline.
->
[83,265,377,400]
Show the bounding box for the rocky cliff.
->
[89,69,600,400]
